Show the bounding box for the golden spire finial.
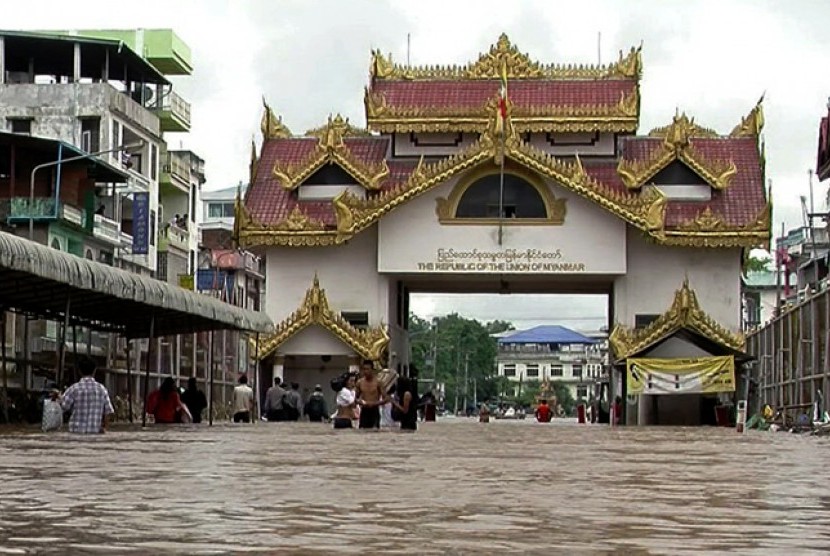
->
[260,97,292,140]
[496,33,512,51]
[730,93,765,138]
[664,112,692,150]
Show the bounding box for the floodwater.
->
[1,420,830,555]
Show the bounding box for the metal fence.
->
[747,286,830,419]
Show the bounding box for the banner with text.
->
[132,191,150,255]
[626,356,736,395]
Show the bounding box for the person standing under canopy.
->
[232,375,255,423]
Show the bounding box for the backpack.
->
[307,395,324,418]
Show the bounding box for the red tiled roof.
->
[617,136,766,228]
[370,79,636,111]
[245,136,393,226]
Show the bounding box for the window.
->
[341,312,369,328]
[50,238,61,250]
[526,364,539,378]
[80,117,100,152]
[456,174,547,219]
[551,365,563,377]
[9,118,32,135]
[503,364,516,377]
[576,386,588,399]
[150,144,158,181]
[572,365,583,378]
[208,203,235,218]
[190,185,197,223]
[150,210,156,246]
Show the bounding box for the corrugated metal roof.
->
[0,231,273,337]
[498,325,597,345]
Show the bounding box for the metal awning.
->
[0,230,273,337]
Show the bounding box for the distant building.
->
[495,325,608,401]
[201,183,245,250]
[741,269,779,329]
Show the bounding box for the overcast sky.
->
[7,0,830,330]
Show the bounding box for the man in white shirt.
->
[232,375,254,423]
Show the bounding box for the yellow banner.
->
[627,356,735,395]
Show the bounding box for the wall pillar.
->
[272,355,285,383]
[73,42,81,83]
[0,36,5,85]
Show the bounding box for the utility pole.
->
[454,348,460,415]
[463,353,469,415]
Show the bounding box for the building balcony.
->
[158,223,189,253]
[156,90,191,132]
[160,151,191,194]
[7,197,86,228]
[92,213,121,245]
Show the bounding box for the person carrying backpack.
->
[304,385,328,423]
[283,382,302,421]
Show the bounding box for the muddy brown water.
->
[1,419,829,555]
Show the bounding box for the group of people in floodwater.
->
[44,357,420,434]
[264,359,419,431]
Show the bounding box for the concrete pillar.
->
[0,36,5,84]
[102,48,109,83]
[73,42,81,83]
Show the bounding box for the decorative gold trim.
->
[370,33,642,81]
[239,111,768,250]
[257,275,390,361]
[609,279,746,360]
[730,95,765,138]
[272,114,389,191]
[261,97,292,140]
[365,88,640,134]
[272,206,327,232]
[618,113,737,191]
[434,165,567,225]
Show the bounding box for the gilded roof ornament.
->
[609,279,745,360]
[364,87,640,134]
[272,206,327,232]
[272,114,389,191]
[261,97,292,140]
[618,113,737,191]
[257,275,390,361]
[369,34,642,81]
[730,94,765,138]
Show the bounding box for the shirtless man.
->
[355,360,386,429]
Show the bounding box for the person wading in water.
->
[181,377,207,424]
[390,376,418,432]
[356,361,386,430]
[334,374,357,430]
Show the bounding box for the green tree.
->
[743,251,771,272]
[409,313,511,411]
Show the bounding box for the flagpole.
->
[498,131,505,246]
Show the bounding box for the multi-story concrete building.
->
[495,325,608,401]
[0,29,210,399]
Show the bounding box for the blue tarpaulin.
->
[498,325,597,345]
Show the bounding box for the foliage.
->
[409,313,513,411]
[743,251,771,273]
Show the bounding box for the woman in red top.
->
[147,377,185,424]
